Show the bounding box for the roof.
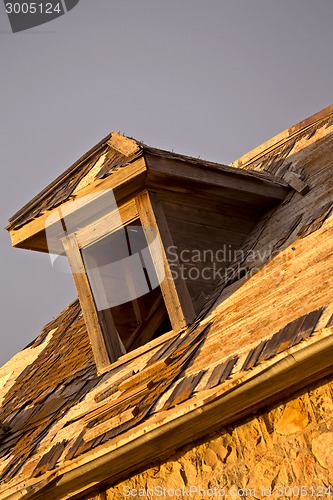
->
[6,133,289,233]
[1,104,333,499]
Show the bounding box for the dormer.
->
[6,133,291,372]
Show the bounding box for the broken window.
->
[81,222,171,361]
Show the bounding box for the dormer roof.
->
[6,132,290,252]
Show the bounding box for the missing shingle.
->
[298,203,333,238]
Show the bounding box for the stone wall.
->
[89,374,333,499]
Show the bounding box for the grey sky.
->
[0,0,332,366]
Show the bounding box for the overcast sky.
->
[0,0,332,366]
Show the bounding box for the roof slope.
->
[1,105,333,499]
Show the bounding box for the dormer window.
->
[58,186,196,371]
[73,220,171,362]
[6,132,291,373]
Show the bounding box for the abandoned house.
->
[0,104,333,499]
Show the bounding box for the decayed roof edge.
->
[6,104,333,232]
[3,326,333,500]
[6,132,292,233]
[6,133,112,230]
[231,103,333,168]
[1,108,333,498]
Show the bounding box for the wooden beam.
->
[107,133,140,157]
[136,191,196,331]
[8,157,147,251]
[62,234,123,371]
[75,198,139,248]
[283,171,310,195]
[145,153,290,202]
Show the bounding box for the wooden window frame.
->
[62,190,195,373]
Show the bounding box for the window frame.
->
[62,190,195,372]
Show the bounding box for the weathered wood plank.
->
[145,154,290,201]
[75,198,139,248]
[162,371,205,410]
[136,191,196,331]
[283,171,310,195]
[107,132,140,158]
[9,157,147,251]
[62,234,121,370]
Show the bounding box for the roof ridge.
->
[231,103,333,169]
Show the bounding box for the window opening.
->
[81,221,171,360]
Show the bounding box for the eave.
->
[4,327,333,500]
[7,156,147,252]
[7,143,291,253]
[144,149,291,205]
